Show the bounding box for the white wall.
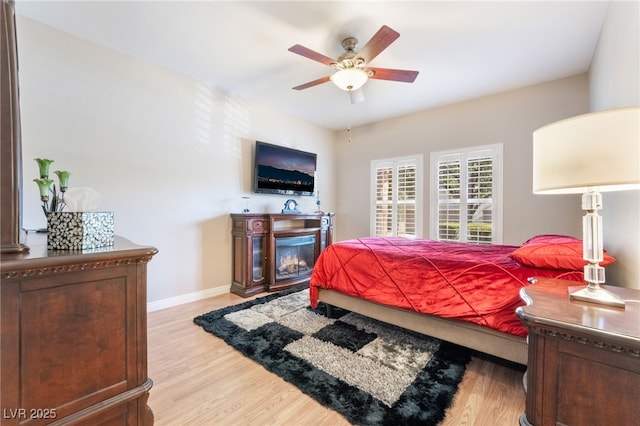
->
[335,75,589,246]
[16,17,336,304]
[589,0,640,290]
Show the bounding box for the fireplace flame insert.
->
[274,235,316,281]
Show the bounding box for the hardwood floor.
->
[147,291,525,425]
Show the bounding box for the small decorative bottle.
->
[314,191,323,214]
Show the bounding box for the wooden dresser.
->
[1,233,157,425]
[516,279,640,426]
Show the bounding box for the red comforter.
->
[310,237,584,337]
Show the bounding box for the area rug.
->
[194,287,471,425]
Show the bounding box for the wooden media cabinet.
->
[230,213,334,297]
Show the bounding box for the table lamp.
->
[532,107,640,308]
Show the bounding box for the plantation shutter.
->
[432,145,501,244]
[396,164,417,236]
[372,156,421,238]
[375,165,394,236]
[437,158,461,241]
[466,156,493,243]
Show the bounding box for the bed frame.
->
[318,287,528,365]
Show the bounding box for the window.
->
[430,144,502,244]
[371,155,423,238]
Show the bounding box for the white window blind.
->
[430,145,502,244]
[371,156,422,238]
[437,159,461,241]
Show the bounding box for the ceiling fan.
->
[288,25,419,103]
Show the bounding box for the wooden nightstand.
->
[516,278,640,426]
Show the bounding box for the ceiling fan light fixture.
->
[330,68,368,91]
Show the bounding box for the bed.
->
[309,235,602,365]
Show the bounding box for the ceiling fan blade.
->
[288,44,336,67]
[292,75,331,90]
[366,67,419,83]
[349,88,365,104]
[355,25,400,64]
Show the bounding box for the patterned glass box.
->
[46,212,114,250]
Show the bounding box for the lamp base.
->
[569,284,625,309]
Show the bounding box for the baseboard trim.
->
[147,286,230,312]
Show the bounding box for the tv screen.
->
[253,141,316,196]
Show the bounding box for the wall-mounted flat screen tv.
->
[253,141,316,196]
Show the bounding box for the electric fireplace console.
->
[230,213,334,297]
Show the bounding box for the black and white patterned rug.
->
[194,287,471,425]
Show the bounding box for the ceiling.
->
[14,1,611,131]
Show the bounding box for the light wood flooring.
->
[147,291,526,425]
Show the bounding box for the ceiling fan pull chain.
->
[347,92,353,143]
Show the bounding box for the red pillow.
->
[509,234,616,270]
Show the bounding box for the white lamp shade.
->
[533,107,640,194]
[330,68,368,91]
